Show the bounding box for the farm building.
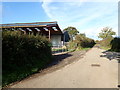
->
[0,22,63,47]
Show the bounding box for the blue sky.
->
[2,2,49,23]
[2,0,118,40]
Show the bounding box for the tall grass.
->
[99,36,113,48]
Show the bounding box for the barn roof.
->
[0,22,57,28]
[0,22,63,35]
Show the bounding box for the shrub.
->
[67,41,77,51]
[75,34,95,49]
[110,37,120,52]
[2,31,52,86]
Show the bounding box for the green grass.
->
[100,46,120,52]
[52,48,66,51]
[81,48,91,51]
[2,57,53,87]
[52,48,68,52]
[75,47,91,51]
[100,46,111,50]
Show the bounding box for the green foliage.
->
[75,34,95,48]
[98,27,120,52]
[99,36,120,52]
[95,40,100,44]
[68,41,77,51]
[99,36,114,48]
[98,27,116,39]
[2,31,52,87]
[110,37,120,52]
[79,33,86,37]
[68,34,95,51]
[63,27,79,41]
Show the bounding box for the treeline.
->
[2,31,52,86]
[63,27,95,50]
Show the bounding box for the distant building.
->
[0,21,63,47]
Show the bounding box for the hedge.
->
[2,31,52,87]
[67,34,95,50]
[110,37,120,52]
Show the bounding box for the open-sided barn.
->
[0,21,63,47]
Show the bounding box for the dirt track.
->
[10,47,118,88]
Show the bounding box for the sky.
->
[1,0,119,40]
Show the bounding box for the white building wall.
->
[51,35,62,47]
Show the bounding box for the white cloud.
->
[42,1,118,39]
[42,0,119,2]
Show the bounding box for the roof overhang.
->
[1,22,63,35]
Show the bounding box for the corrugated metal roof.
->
[0,22,57,28]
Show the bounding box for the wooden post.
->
[48,27,51,41]
[24,30,26,35]
[49,28,51,41]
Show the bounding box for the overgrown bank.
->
[98,36,120,52]
[2,31,52,87]
[97,27,120,52]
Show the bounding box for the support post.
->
[48,27,51,41]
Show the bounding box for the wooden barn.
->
[0,22,63,47]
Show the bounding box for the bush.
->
[68,41,77,51]
[110,37,120,52]
[2,31,52,86]
[75,34,95,49]
[67,34,95,51]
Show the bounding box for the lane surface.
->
[10,47,118,88]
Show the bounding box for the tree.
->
[98,27,116,39]
[63,26,79,41]
[79,33,86,37]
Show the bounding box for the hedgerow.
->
[68,34,95,50]
[75,34,95,49]
[2,31,52,87]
